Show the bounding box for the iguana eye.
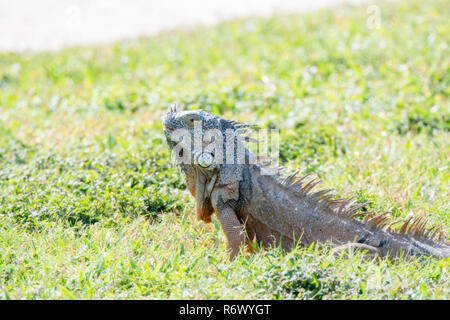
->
[184,115,199,128]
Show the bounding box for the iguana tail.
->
[246,165,449,260]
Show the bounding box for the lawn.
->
[0,0,448,299]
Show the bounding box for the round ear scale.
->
[197,152,215,168]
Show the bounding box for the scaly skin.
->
[162,107,450,260]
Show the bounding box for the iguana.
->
[162,107,450,260]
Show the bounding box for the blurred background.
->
[1,0,373,52]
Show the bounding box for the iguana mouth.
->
[164,125,175,131]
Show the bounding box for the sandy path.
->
[0,0,375,52]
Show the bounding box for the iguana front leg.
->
[213,200,245,259]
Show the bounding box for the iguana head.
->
[162,106,250,168]
[162,107,220,144]
[163,107,215,167]
[162,106,240,223]
[162,106,254,223]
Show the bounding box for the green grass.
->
[0,0,449,299]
